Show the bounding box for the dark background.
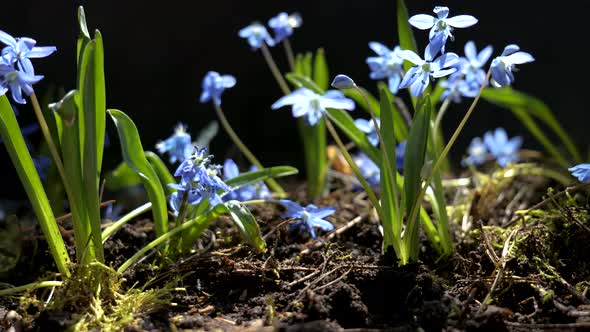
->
[0,1,587,198]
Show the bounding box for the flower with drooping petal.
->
[199,71,236,107]
[569,164,590,183]
[366,42,404,93]
[398,47,459,97]
[0,30,56,74]
[268,12,302,43]
[271,88,355,126]
[353,153,380,187]
[280,199,335,239]
[354,118,380,146]
[156,123,193,164]
[462,137,488,166]
[239,23,275,50]
[222,159,272,202]
[408,6,477,55]
[490,44,534,87]
[0,62,43,104]
[331,74,356,90]
[483,128,522,167]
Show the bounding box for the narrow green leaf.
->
[379,86,402,254]
[403,96,432,261]
[325,108,381,164]
[224,166,298,190]
[295,53,305,75]
[482,87,581,163]
[313,48,329,91]
[145,151,176,195]
[108,109,169,238]
[302,52,313,77]
[221,201,267,253]
[77,6,91,39]
[397,0,418,68]
[377,82,409,141]
[93,30,107,172]
[298,118,326,197]
[342,87,381,117]
[0,96,70,276]
[104,162,142,191]
[286,73,324,94]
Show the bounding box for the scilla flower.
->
[0,30,56,74]
[568,164,590,183]
[156,124,193,164]
[490,44,534,87]
[462,137,488,166]
[483,128,522,167]
[354,118,380,146]
[398,47,459,97]
[366,42,404,93]
[271,88,355,126]
[408,6,477,55]
[353,153,380,187]
[280,199,335,239]
[239,23,275,49]
[268,12,302,43]
[222,159,271,202]
[0,62,43,104]
[199,71,236,107]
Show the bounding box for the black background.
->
[0,1,587,198]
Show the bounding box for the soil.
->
[1,173,590,331]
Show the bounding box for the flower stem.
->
[214,104,286,197]
[324,118,384,219]
[261,44,291,95]
[433,95,452,141]
[0,281,63,296]
[283,39,296,71]
[404,70,492,262]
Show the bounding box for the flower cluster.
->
[223,159,272,202]
[271,88,355,126]
[279,199,335,239]
[463,128,522,168]
[239,12,302,50]
[0,30,55,104]
[156,123,193,164]
[168,147,232,215]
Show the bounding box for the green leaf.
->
[377,82,409,141]
[313,48,329,91]
[104,162,142,191]
[302,52,313,77]
[482,87,581,164]
[378,86,402,254]
[77,6,91,39]
[51,90,96,263]
[224,166,298,190]
[325,108,381,164]
[403,96,432,261]
[342,87,381,117]
[397,0,418,68]
[145,151,176,195]
[108,109,169,238]
[0,96,70,276]
[286,73,324,94]
[220,201,266,253]
[298,118,326,197]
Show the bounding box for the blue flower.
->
[239,23,275,50]
[0,61,43,104]
[271,88,355,126]
[353,153,380,187]
[268,12,302,43]
[222,159,272,202]
[156,123,193,164]
[398,47,459,97]
[569,164,590,183]
[442,41,493,103]
[490,44,534,87]
[331,74,356,90]
[408,6,477,55]
[483,128,522,167]
[366,42,404,93]
[168,148,232,213]
[0,31,56,74]
[354,118,380,146]
[199,71,236,107]
[462,137,488,166]
[279,199,335,239]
